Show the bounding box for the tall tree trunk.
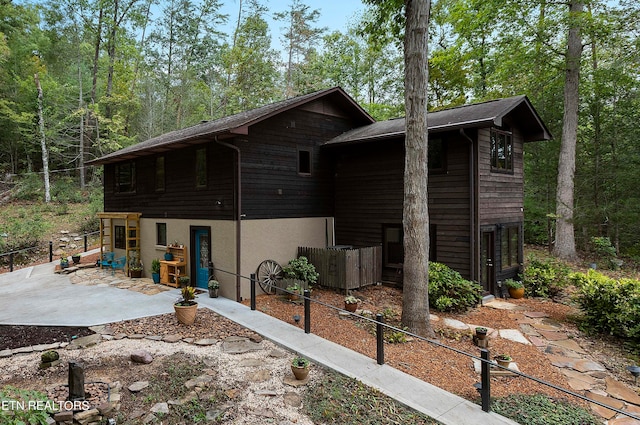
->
[79,62,85,189]
[34,74,51,204]
[553,0,583,260]
[401,0,434,338]
[105,0,119,119]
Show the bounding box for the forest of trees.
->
[1,0,639,257]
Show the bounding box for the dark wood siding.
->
[104,143,236,219]
[104,100,360,220]
[240,107,356,219]
[477,124,525,226]
[331,131,472,282]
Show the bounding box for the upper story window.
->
[298,148,312,176]
[428,138,446,173]
[155,156,165,192]
[196,148,207,188]
[490,128,513,172]
[115,162,135,193]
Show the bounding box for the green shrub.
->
[571,270,640,340]
[0,385,53,424]
[523,255,569,298]
[591,236,620,270]
[492,393,600,425]
[283,256,319,285]
[428,262,482,312]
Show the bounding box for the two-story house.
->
[88,87,551,300]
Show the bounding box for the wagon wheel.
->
[256,259,283,295]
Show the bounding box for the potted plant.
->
[150,259,161,283]
[286,282,301,301]
[494,354,512,368]
[178,276,190,287]
[475,327,488,340]
[208,278,220,298]
[174,285,198,325]
[59,254,69,269]
[505,279,525,299]
[344,295,361,313]
[71,253,81,264]
[291,356,310,380]
[164,246,174,261]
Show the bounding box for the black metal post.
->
[304,289,311,334]
[49,241,53,262]
[250,273,256,311]
[376,313,385,365]
[481,348,491,412]
[9,253,13,272]
[84,235,88,252]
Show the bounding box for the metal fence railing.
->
[0,230,100,272]
[213,266,640,421]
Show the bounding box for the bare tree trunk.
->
[34,74,51,203]
[401,0,434,338]
[553,0,583,260]
[78,49,86,189]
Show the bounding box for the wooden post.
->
[68,360,85,401]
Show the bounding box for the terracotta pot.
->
[174,303,198,325]
[291,365,309,380]
[508,287,525,299]
[496,358,511,368]
[344,302,358,313]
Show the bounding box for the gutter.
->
[215,137,242,302]
[459,129,476,283]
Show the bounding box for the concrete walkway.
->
[0,257,519,425]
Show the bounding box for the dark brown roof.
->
[323,95,552,146]
[88,87,374,165]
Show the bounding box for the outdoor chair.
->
[100,252,115,268]
[111,256,126,275]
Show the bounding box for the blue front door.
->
[195,229,210,289]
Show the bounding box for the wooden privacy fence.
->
[297,246,382,291]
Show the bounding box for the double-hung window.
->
[490,128,513,172]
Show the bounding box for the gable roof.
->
[88,87,374,165]
[323,95,552,146]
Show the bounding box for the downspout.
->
[460,129,476,283]
[215,136,242,302]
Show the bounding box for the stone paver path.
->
[436,299,640,424]
[69,267,171,295]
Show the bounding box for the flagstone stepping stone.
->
[586,391,624,419]
[549,338,587,354]
[523,311,549,318]
[547,354,579,368]
[283,392,302,407]
[527,335,547,347]
[561,369,598,391]
[537,329,568,341]
[245,369,271,383]
[499,329,531,344]
[238,358,263,367]
[573,359,607,373]
[284,374,309,387]
[532,322,562,331]
[67,333,102,349]
[608,416,640,425]
[443,318,468,330]
[606,377,640,406]
[222,336,262,354]
[484,300,524,310]
[544,345,581,358]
